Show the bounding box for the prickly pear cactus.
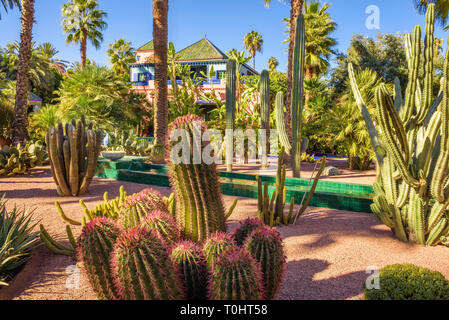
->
[0,141,48,176]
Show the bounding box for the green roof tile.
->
[176,38,228,61]
[137,40,154,51]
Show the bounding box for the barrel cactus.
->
[167,115,234,242]
[348,4,449,245]
[244,226,286,300]
[77,217,121,300]
[170,241,208,300]
[111,226,184,300]
[232,218,265,246]
[208,247,264,300]
[140,210,180,247]
[47,115,102,196]
[202,232,236,269]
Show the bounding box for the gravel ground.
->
[0,166,448,300]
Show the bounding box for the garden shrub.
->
[364,264,449,300]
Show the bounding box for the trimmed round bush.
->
[364,264,449,300]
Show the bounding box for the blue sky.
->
[0,0,448,73]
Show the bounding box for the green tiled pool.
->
[95,157,375,213]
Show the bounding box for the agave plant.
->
[0,195,40,286]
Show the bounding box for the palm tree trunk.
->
[80,29,87,67]
[153,0,168,148]
[12,0,35,146]
[253,55,256,70]
[285,0,304,143]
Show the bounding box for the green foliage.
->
[243,30,263,69]
[0,98,13,141]
[107,38,136,79]
[105,129,153,156]
[364,264,449,300]
[0,142,48,176]
[30,104,64,144]
[0,195,40,286]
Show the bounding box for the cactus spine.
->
[202,232,236,269]
[349,4,449,245]
[232,218,265,246]
[275,92,292,155]
[77,217,121,300]
[111,226,184,300]
[167,115,234,242]
[226,59,237,172]
[260,69,270,169]
[244,226,286,300]
[208,247,264,300]
[47,115,102,196]
[140,210,180,247]
[170,241,208,300]
[291,12,306,178]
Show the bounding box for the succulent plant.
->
[244,226,286,300]
[232,218,265,246]
[0,141,48,176]
[47,115,102,196]
[170,241,208,300]
[202,232,236,270]
[111,226,184,300]
[225,59,237,172]
[260,69,270,169]
[77,217,121,300]
[140,210,180,247]
[208,247,264,300]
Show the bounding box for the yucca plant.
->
[0,195,40,286]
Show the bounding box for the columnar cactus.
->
[208,247,264,300]
[275,92,292,155]
[140,210,180,247]
[348,4,449,245]
[111,226,184,300]
[170,241,208,300]
[47,115,102,196]
[260,69,271,169]
[291,12,306,178]
[118,188,168,229]
[77,217,121,300]
[244,226,286,300]
[226,59,237,172]
[202,232,236,269]
[232,218,265,246]
[167,115,235,242]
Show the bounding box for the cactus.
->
[260,70,271,169]
[348,4,449,245]
[257,147,326,226]
[291,12,306,178]
[202,232,236,269]
[244,226,286,300]
[232,218,266,246]
[47,115,102,196]
[170,241,208,300]
[0,141,48,176]
[167,115,235,242]
[118,188,168,229]
[275,92,292,155]
[225,59,237,172]
[111,226,184,300]
[140,210,180,247]
[208,247,264,300]
[77,217,121,300]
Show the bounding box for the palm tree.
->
[61,0,107,67]
[268,56,279,72]
[415,0,449,29]
[243,31,263,70]
[37,42,69,74]
[265,0,304,140]
[106,38,136,79]
[0,0,19,19]
[152,0,169,163]
[12,0,35,145]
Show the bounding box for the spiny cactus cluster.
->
[0,141,48,176]
[47,115,102,197]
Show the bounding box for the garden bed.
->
[1,167,449,300]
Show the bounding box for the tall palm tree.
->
[152,0,168,163]
[265,0,304,140]
[0,0,19,19]
[243,31,263,70]
[415,0,449,29]
[61,0,107,67]
[106,38,136,79]
[12,0,35,145]
[268,56,279,72]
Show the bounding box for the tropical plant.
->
[12,0,35,146]
[415,0,449,30]
[348,4,449,245]
[0,141,48,176]
[61,0,107,67]
[243,30,263,70]
[0,0,19,19]
[29,104,64,143]
[268,57,279,72]
[0,98,14,142]
[107,39,136,79]
[0,194,40,286]
[152,0,169,164]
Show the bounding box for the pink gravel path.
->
[0,166,448,300]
